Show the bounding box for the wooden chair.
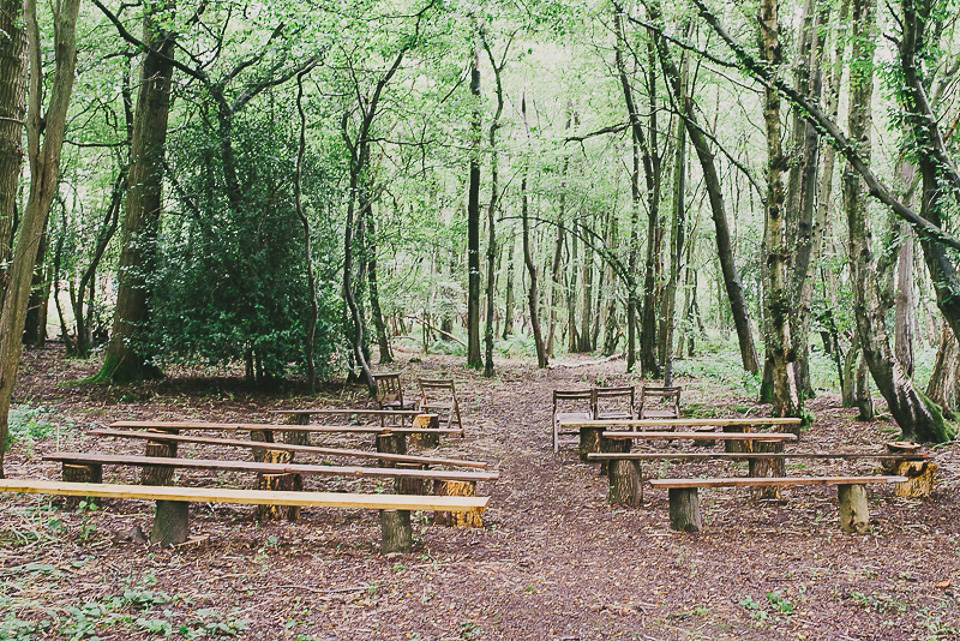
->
[638,384,681,419]
[417,378,463,432]
[593,386,635,420]
[552,390,594,453]
[372,373,416,411]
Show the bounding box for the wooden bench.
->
[0,479,488,553]
[649,476,906,534]
[271,408,426,428]
[109,420,461,445]
[88,429,489,469]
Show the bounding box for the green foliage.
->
[142,94,343,384]
[5,405,58,451]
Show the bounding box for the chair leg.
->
[454,401,464,435]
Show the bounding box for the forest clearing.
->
[2,0,960,638]
[0,347,956,640]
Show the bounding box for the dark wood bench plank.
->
[87,429,489,469]
[43,452,500,482]
[600,431,798,442]
[561,417,803,429]
[587,452,927,461]
[110,420,460,435]
[649,475,905,489]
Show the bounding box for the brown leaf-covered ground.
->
[1,344,958,640]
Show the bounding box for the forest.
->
[1,0,960,446]
[0,0,959,638]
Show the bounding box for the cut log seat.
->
[649,476,906,534]
[0,479,488,554]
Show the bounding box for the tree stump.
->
[608,459,642,507]
[256,449,301,522]
[396,462,430,496]
[376,432,408,460]
[410,414,440,449]
[283,413,311,446]
[894,461,938,498]
[249,429,274,463]
[881,443,935,498]
[691,426,717,447]
[141,430,177,486]
[380,509,413,554]
[838,483,869,534]
[433,480,483,527]
[62,463,102,508]
[150,500,190,546]
[723,425,753,454]
[579,427,603,464]
[668,488,702,532]
[749,441,785,500]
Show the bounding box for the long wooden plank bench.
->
[599,431,798,441]
[563,417,804,429]
[43,453,501,483]
[88,429,488,469]
[110,420,462,436]
[0,479,488,553]
[648,476,906,534]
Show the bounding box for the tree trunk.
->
[521,174,548,368]
[503,234,515,340]
[481,35,505,378]
[366,209,392,364]
[651,7,759,374]
[759,0,802,418]
[294,71,319,390]
[466,45,482,368]
[661,94,687,386]
[0,0,80,477]
[0,0,26,298]
[23,223,49,347]
[843,0,947,443]
[95,4,174,384]
[925,325,960,417]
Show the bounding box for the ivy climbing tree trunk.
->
[0,0,26,297]
[842,0,948,443]
[95,3,175,383]
[759,0,801,418]
[0,0,81,477]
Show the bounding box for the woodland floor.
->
[1,344,958,641]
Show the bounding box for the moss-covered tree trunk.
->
[842,0,949,443]
[95,4,175,383]
[0,0,26,298]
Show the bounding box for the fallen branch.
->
[548,352,625,369]
[403,315,466,346]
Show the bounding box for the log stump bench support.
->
[0,480,489,553]
[649,476,907,534]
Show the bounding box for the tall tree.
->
[0,0,81,477]
[466,41,482,368]
[0,0,26,296]
[759,0,801,417]
[93,1,175,382]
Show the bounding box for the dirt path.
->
[1,346,958,640]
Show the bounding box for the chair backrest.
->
[373,373,404,407]
[639,385,681,417]
[418,378,456,404]
[553,389,593,412]
[593,385,635,416]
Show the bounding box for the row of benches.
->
[2,411,495,553]
[558,416,932,533]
